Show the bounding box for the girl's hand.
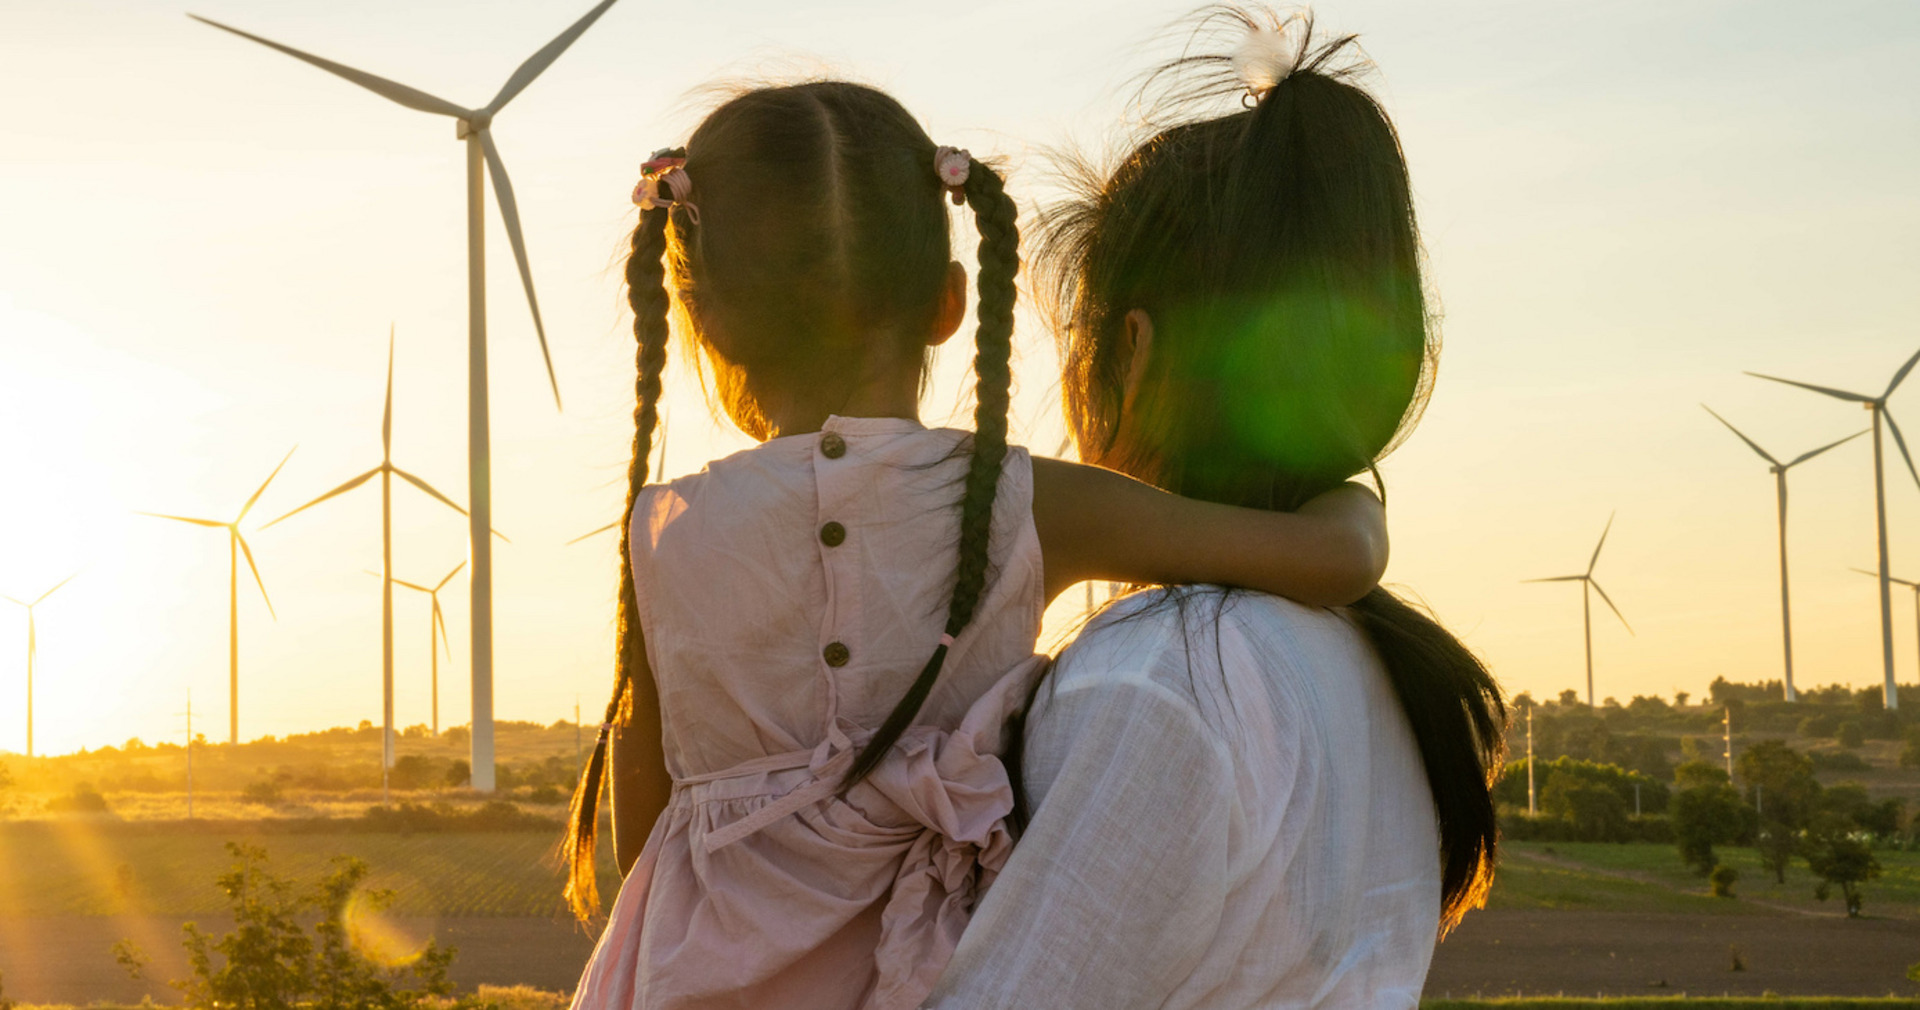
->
[1033,459,1388,608]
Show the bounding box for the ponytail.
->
[564,201,674,921]
[1345,588,1504,934]
[841,157,1020,789]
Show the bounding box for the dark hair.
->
[1035,10,1504,933]
[563,81,1020,920]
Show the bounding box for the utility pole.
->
[1526,705,1537,817]
[1634,782,1642,817]
[1723,706,1734,780]
[185,690,195,820]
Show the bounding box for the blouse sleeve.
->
[924,671,1235,1009]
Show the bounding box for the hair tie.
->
[934,146,971,206]
[596,721,614,742]
[633,147,700,224]
[938,633,955,648]
[1232,24,1297,100]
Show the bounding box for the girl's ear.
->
[927,261,967,347]
[1121,307,1155,414]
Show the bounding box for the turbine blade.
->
[478,128,562,410]
[138,512,228,529]
[1701,405,1779,466]
[654,417,669,482]
[1589,580,1633,635]
[32,572,80,606]
[433,599,451,659]
[1588,512,1615,576]
[238,446,298,522]
[436,560,467,590]
[1853,566,1918,588]
[391,466,468,515]
[1885,345,1920,398]
[261,467,379,528]
[391,578,432,593]
[481,0,620,115]
[383,325,396,459]
[235,533,275,620]
[1885,409,1920,492]
[188,15,470,119]
[1744,371,1873,403]
[0,595,23,607]
[567,520,621,545]
[1786,429,1868,468]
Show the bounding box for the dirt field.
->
[6,908,1920,1004]
[1427,910,1920,999]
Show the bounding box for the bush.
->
[1709,863,1739,897]
[444,759,472,789]
[241,779,283,806]
[1797,712,1839,739]
[1671,783,1754,874]
[1836,722,1865,749]
[115,841,455,1007]
[47,783,111,814]
[1804,820,1881,918]
[1809,749,1871,773]
[1903,727,1920,768]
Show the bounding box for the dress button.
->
[820,432,847,459]
[820,521,846,547]
[823,642,851,667]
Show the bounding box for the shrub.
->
[242,779,284,806]
[1709,863,1738,897]
[1836,722,1865,749]
[47,783,111,814]
[444,759,472,789]
[1804,822,1880,918]
[1808,749,1870,773]
[115,841,456,1007]
[1797,712,1838,739]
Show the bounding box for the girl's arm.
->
[1031,456,1387,608]
[609,634,674,878]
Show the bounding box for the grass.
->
[2,988,573,1010]
[1500,842,1920,918]
[0,825,616,918]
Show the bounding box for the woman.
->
[927,15,1506,1008]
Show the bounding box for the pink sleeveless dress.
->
[571,416,1046,1010]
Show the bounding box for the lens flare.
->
[342,886,434,967]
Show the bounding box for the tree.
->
[1674,759,1729,791]
[1674,690,1691,707]
[1804,817,1880,918]
[1558,689,1581,708]
[1836,722,1865,749]
[1542,770,1629,841]
[1736,740,1821,830]
[1671,783,1751,875]
[1755,820,1797,884]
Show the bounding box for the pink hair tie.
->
[938,633,955,648]
[934,146,971,206]
[633,148,700,223]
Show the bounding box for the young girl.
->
[565,81,1388,1010]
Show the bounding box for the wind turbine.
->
[1854,568,1920,692]
[141,449,295,745]
[1749,346,1920,710]
[264,332,479,796]
[567,418,668,545]
[393,561,465,737]
[3,574,77,758]
[192,0,621,791]
[1525,514,1632,707]
[1703,406,1866,701]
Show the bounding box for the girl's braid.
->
[564,206,673,921]
[843,157,1019,788]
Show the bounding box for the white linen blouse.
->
[925,587,1442,1009]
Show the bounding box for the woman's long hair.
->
[1035,9,1505,933]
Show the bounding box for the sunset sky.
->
[3,0,1919,756]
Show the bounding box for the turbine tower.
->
[1748,346,1920,710]
[1526,513,1632,707]
[1854,569,1920,692]
[192,0,621,791]
[141,450,295,745]
[266,332,479,797]
[1703,406,1865,701]
[2,574,77,758]
[393,561,465,737]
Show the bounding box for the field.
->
[6,823,1920,1004]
